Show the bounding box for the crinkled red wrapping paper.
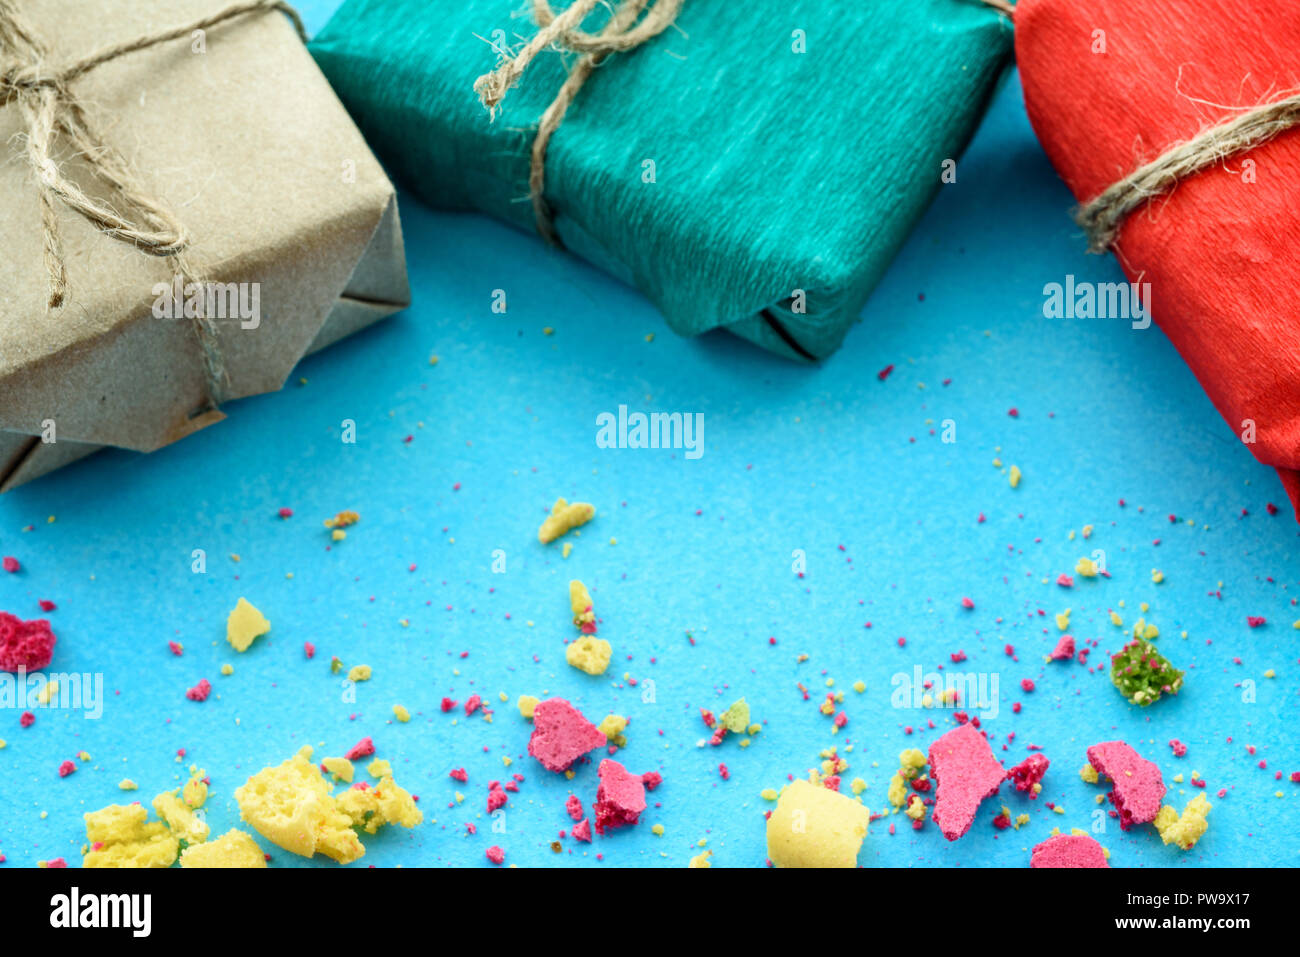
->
[1016,0,1300,518]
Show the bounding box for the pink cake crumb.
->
[185,679,212,702]
[1169,739,1187,757]
[1048,635,1075,661]
[440,697,457,712]
[58,760,76,778]
[20,711,34,728]
[1030,834,1109,868]
[487,781,507,813]
[1006,753,1049,795]
[42,858,67,868]
[465,694,482,716]
[2,557,19,574]
[593,759,647,835]
[527,698,607,772]
[565,794,584,821]
[304,642,315,659]
[1086,740,1165,830]
[485,845,505,865]
[344,736,375,760]
[0,613,56,672]
[449,767,468,783]
[572,818,592,842]
[929,723,1005,841]
[641,771,663,791]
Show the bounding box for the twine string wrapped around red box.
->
[1077,91,1300,252]
[0,0,306,406]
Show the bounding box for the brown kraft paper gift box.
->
[0,0,410,490]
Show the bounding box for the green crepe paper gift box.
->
[310,0,1012,360]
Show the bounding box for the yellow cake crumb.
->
[766,780,869,868]
[323,510,359,529]
[179,829,267,868]
[182,771,207,809]
[1153,793,1211,850]
[569,579,596,632]
[518,694,540,719]
[761,788,779,801]
[83,804,179,868]
[234,747,365,864]
[1009,465,1022,488]
[898,749,926,781]
[335,776,423,835]
[566,636,612,675]
[651,823,665,836]
[905,795,926,821]
[1075,557,1098,577]
[322,756,354,783]
[153,790,210,844]
[1080,763,1099,783]
[393,704,411,722]
[688,849,712,868]
[367,758,392,779]
[118,779,138,791]
[887,773,908,808]
[220,663,234,676]
[347,664,372,683]
[226,597,271,652]
[598,713,628,745]
[538,498,595,544]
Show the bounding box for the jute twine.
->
[0,0,306,405]
[1078,90,1300,252]
[474,0,683,247]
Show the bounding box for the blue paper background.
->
[0,0,1296,869]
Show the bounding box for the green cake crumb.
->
[718,698,750,733]
[1111,638,1183,706]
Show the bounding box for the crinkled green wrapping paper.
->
[311,0,1012,360]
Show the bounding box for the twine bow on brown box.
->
[0,0,304,309]
[0,0,305,406]
[0,0,409,490]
